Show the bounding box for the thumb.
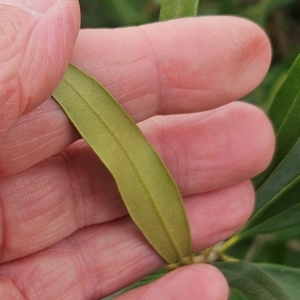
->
[0,0,80,139]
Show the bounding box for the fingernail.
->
[0,0,55,14]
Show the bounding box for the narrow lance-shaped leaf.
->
[221,54,300,247]
[237,135,300,239]
[233,174,300,240]
[52,64,191,264]
[254,53,300,189]
[254,135,300,212]
[216,261,300,300]
[159,0,199,21]
[215,261,289,300]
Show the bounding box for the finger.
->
[0,98,274,184]
[139,102,274,195]
[0,99,79,176]
[0,102,274,260]
[116,264,228,300]
[0,16,271,176]
[71,16,271,119]
[0,0,80,139]
[0,181,250,299]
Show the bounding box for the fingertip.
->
[201,16,272,104]
[167,264,229,300]
[230,102,275,177]
[233,180,256,227]
[117,264,229,300]
[250,105,275,174]
[140,16,272,113]
[227,17,272,97]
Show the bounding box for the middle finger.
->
[0,101,274,262]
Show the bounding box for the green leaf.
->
[215,261,290,300]
[255,137,300,213]
[217,262,300,300]
[230,288,252,300]
[52,64,191,264]
[237,177,300,239]
[159,0,199,21]
[220,54,300,248]
[258,263,300,298]
[254,53,300,189]
[243,49,300,110]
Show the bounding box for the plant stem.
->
[217,235,241,255]
[220,253,239,262]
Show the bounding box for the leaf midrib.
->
[62,75,182,259]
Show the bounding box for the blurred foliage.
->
[79,0,159,27]
[226,225,300,267]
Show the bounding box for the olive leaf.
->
[220,54,300,242]
[52,64,191,263]
[215,261,300,300]
[253,53,300,191]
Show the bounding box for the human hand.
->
[0,1,274,299]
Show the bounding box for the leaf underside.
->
[52,64,191,263]
[216,261,291,300]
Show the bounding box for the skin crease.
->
[0,1,275,299]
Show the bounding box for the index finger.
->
[71,16,271,121]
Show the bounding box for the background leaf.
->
[254,53,300,190]
[220,54,300,245]
[259,263,300,298]
[215,261,300,300]
[230,289,251,300]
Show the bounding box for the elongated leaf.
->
[231,154,300,239]
[236,177,300,239]
[254,54,300,189]
[255,136,300,212]
[215,261,289,300]
[159,0,199,21]
[257,263,300,298]
[52,64,191,263]
[230,289,251,300]
[216,262,300,300]
[221,54,300,248]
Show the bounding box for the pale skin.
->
[0,0,275,299]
